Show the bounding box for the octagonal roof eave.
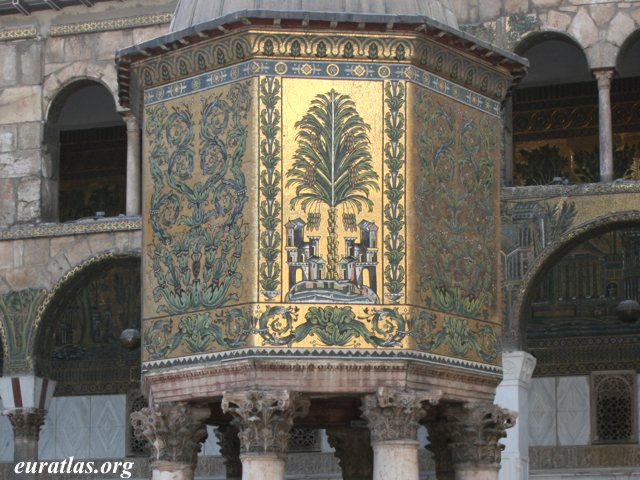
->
[115,9,529,108]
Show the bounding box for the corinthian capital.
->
[222,390,310,455]
[4,408,46,440]
[445,402,516,469]
[361,387,441,443]
[130,402,210,465]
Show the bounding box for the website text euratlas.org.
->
[14,457,134,478]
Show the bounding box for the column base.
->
[372,440,420,480]
[240,453,286,480]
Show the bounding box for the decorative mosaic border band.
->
[144,58,502,117]
[50,12,172,37]
[142,346,502,375]
[0,26,37,41]
[0,217,141,240]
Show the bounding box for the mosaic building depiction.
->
[0,0,639,479]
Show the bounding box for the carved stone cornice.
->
[444,402,516,469]
[130,402,210,465]
[221,390,310,456]
[4,408,46,440]
[214,424,242,480]
[326,426,373,480]
[360,388,441,443]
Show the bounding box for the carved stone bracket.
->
[326,426,373,480]
[215,424,242,480]
[130,402,210,466]
[361,388,441,443]
[221,390,310,455]
[5,408,46,441]
[444,402,517,469]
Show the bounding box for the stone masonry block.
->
[96,30,133,61]
[0,178,16,226]
[531,0,562,7]
[546,10,572,31]
[23,238,50,267]
[589,4,615,25]
[0,125,17,152]
[0,150,41,178]
[606,12,636,46]
[0,44,18,87]
[19,42,43,85]
[63,35,95,62]
[88,233,117,256]
[0,86,42,124]
[569,7,599,48]
[50,236,77,259]
[64,238,92,267]
[18,123,42,150]
[45,37,65,64]
[477,0,501,21]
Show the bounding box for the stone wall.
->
[451,0,639,69]
[0,0,175,226]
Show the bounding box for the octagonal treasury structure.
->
[117,10,526,408]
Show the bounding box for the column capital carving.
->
[130,402,210,466]
[445,402,516,469]
[4,408,46,440]
[361,387,441,443]
[593,68,614,89]
[221,390,310,456]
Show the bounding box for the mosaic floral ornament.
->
[285,89,380,303]
[146,82,251,315]
[257,305,409,347]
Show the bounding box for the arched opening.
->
[511,33,600,185]
[524,225,640,470]
[44,80,126,222]
[612,31,640,180]
[33,255,141,459]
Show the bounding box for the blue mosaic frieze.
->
[144,59,501,117]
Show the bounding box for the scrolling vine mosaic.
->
[143,304,499,363]
[145,81,252,315]
[413,89,499,320]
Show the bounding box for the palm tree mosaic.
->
[285,89,380,303]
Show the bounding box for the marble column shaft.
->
[130,402,210,480]
[494,351,536,480]
[122,111,141,216]
[222,390,310,480]
[594,68,615,183]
